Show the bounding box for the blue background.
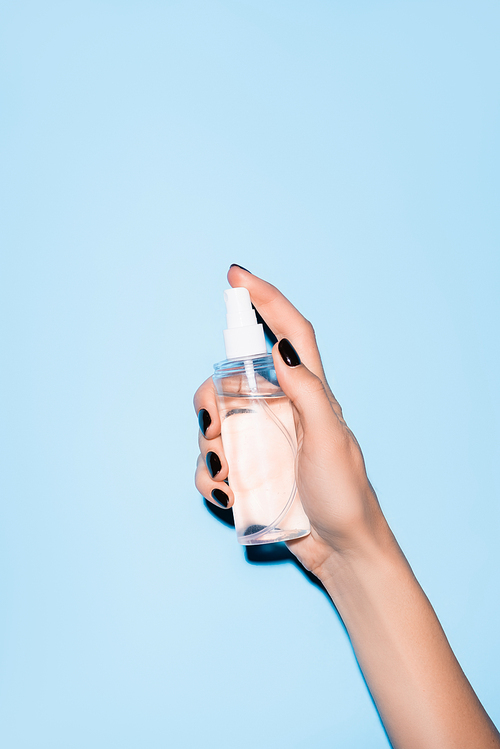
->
[1,1,499,747]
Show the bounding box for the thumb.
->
[272,338,343,440]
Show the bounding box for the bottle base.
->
[237,526,310,546]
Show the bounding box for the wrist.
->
[314,517,405,601]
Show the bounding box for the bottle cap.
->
[223,288,267,360]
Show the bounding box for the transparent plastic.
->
[213,354,310,545]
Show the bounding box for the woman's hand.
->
[194,266,500,749]
[193,265,391,578]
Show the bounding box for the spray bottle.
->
[213,287,310,545]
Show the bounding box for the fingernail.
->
[211,488,229,508]
[198,408,211,436]
[206,451,222,478]
[230,263,250,273]
[278,338,301,367]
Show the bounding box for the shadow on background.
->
[204,497,235,528]
[203,496,391,746]
[203,498,328,598]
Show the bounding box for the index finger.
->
[227,265,328,386]
[193,376,221,439]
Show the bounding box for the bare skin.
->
[194,265,500,749]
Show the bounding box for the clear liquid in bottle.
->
[214,357,310,545]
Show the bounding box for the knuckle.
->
[302,371,327,397]
[194,472,204,494]
[193,386,202,412]
[301,317,315,337]
[293,317,316,345]
[193,376,215,412]
[293,318,319,355]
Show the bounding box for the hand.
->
[194,266,390,579]
[194,266,500,749]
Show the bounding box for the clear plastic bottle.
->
[213,288,310,546]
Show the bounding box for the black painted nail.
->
[198,408,211,436]
[206,451,222,478]
[229,263,250,273]
[211,488,229,508]
[278,338,301,367]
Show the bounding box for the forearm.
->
[317,525,500,749]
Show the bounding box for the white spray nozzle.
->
[224,288,257,329]
[223,287,267,360]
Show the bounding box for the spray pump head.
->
[223,287,267,360]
